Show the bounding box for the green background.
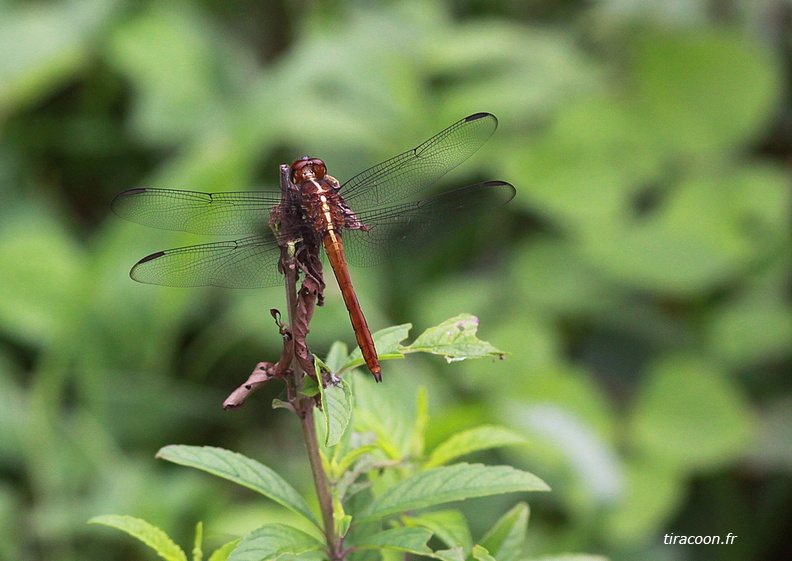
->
[0,0,790,560]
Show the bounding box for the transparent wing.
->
[343,181,516,267]
[129,235,283,288]
[111,188,281,235]
[340,113,498,209]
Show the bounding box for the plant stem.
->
[284,271,342,557]
[300,406,342,560]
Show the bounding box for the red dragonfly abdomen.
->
[322,231,382,381]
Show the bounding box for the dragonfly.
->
[112,112,516,382]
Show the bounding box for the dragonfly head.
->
[290,157,327,183]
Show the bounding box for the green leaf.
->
[351,527,433,555]
[227,524,324,561]
[433,548,467,561]
[530,553,608,561]
[629,355,753,471]
[333,496,352,538]
[0,0,116,113]
[351,372,413,460]
[472,545,496,561]
[403,510,473,553]
[346,323,411,371]
[320,377,352,447]
[411,387,429,458]
[425,425,530,469]
[89,515,187,561]
[632,28,779,155]
[333,444,380,477]
[405,314,504,362]
[705,292,792,368]
[324,341,349,372]
[0,209,84,345]
[603,458,683,545]
[108,3,226,143]
[301,375,320,397]
[357,463,549,523]
[579,168,786,296]
[353,414,404,461]
[207,539,242,561]
[373,323,413,355]
[479,503,529,561]
[193,521,203,561]
[156,446,319,527]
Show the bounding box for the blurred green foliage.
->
[0,1,790,561]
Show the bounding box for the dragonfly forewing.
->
[340,113,498,209]
[111,188,280,236]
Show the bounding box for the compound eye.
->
[312,159,327,179]
[290,157,311,183]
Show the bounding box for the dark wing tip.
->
[111,187,149,214]
[465,112,497,124]
[119,187,149,196]
[130,251,166,284]
[482,180,516,204]
[136,251,166,265]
